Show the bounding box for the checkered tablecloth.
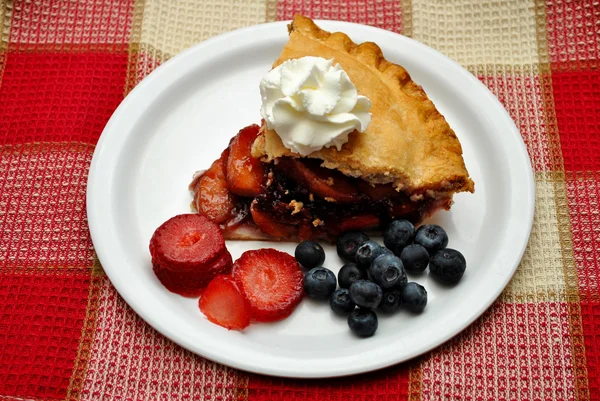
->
[1,0,599,400]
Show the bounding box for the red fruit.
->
[250,200,298,239]
[199,275,251,330]
[278,158,359,204]
[149,214,231,297]
[150,214,225,269]
[298,224,315,242]
[196,149,236,224]
[357,181,398,201]
[153,251,233,297]
[226,124,265,197]
[232,249,304,322]
[389,198,418,218]
[340,214,380,232]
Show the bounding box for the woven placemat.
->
[0,0,598,400]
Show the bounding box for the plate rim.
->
[87,19,535,378]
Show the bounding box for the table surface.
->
[1,0,598,400]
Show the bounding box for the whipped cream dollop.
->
[259,56,371,156]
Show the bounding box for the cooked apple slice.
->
[250,200,297,239]
[357,181,398,201]
[278,158,359,204]
[226,124,265,197]
[196,149,236,224]
[340,214,380,232]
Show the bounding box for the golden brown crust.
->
[253,15,474,195]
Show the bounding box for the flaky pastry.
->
[253,15,474,196]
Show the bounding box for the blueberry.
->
[348,279,383,309]
[329,288,356,315]
[304,267,337,299]
[400,244,430,273]
[336,232,369,262]
[369,254,407,289]
[338,262,368,289]
[355,240,387,266]
[295,240,325,269]
[384,219,415,255]
[378,289,401,314]
[414,224,448,255]
[400,282,427,312]
[429,248,466,284]
[347,308,378,337]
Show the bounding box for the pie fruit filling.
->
[149,15,474,333]
[190,15,474,242]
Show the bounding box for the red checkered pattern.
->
[277,0,404,33]
[0,0,599,400]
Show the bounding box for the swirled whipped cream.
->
[259,56,371,156]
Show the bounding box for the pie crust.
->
[252,15,474,196]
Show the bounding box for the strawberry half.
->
[196,149,236,224]
[226,124,265,197]
[199,275,251,330]
[232,249,304,322]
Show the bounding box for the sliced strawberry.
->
[278,158,359,204]
[226,124,265,197]
[196,149,236,224]
[153,251,233,297]
[149,214,225,270]
[232,249,304,322]
[357,181,399,201]
[250,199,297,239]
[340,214,380,232]
[199,275,251,330]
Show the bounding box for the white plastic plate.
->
[87,20,534,378]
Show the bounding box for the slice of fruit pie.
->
[189,15,474,242]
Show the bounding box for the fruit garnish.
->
[355,240,390,266]
[303,267,337,300]
[414,224,449,255]
[429,248,466,284]
[249,200,297,239]
[399,244,430,273]
[196,149,236,224]
[149,214,232,297]
[278,158,359,204]
[383,219,415,256]
[336,231,369,262]
[329,288,355,316]
[368,254,407,289]
[226,124,265,197]
[378,289,401,314]
[232,248,304,322]
[149,214,226,270]
[199,275,252,330]
[399,282,428,312]
[339,214,380,232]
[347,308,378,337]
[153,251,233,297]
[294,240,325,269]
[348,279,382,310]
[337,262,368,289]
